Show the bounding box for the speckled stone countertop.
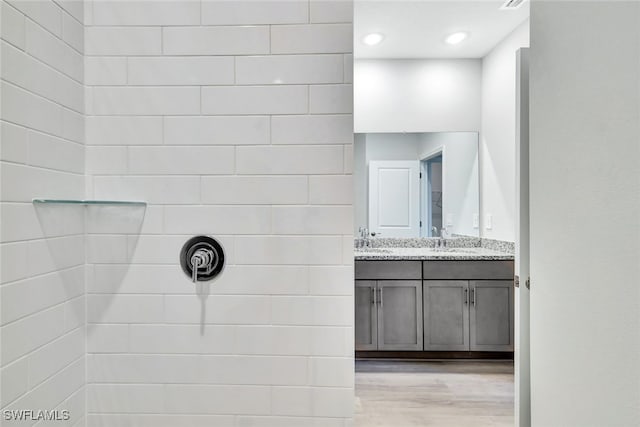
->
[354,237,515,261]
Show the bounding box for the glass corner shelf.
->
[33,199,147,207]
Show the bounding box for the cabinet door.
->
[377,281,423,350]
[423,281,470,351]
[470,280,514,351]
[355,281,378,350]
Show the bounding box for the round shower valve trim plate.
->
[180,236,225,283]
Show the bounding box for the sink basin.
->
[354,247,480,256]
[432,247,475,253]
[355,248,392,254]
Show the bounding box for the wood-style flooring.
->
[355,359,514,427]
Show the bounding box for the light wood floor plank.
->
[355,360,514,427]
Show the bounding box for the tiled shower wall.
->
[84,1,354,426]
[0,0,86,425]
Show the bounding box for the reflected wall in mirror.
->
[354,132,479,238]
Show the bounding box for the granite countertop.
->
[354,246,514,261]
[353,237,515,261]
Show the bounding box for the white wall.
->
[418,133,479,237]
[354,59,481,133]
[84,1,354,426]
[480,20,529,241]
[0,0,86,425]
[530,2,640,425]
[365,133,419,161]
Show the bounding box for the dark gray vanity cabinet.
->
[469,280,513,351]
[423,280,470,351]
[355,259,514,353]
[377,280,423,350]
[355,262,423,351]
[423,280,514,351]
[355,280,377,350]
[423,261,514,352]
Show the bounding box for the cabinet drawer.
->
[423,261,514,280]
[355,261,422,280]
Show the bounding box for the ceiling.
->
[354,0,530,59]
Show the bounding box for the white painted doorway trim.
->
[515,47,531,427]
[419,146,446,237]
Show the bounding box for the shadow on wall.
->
[34,203,146,324]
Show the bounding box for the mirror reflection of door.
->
[355,132,479,239]
[368,160,421,237]
[425,155,443,237]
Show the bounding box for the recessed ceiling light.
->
[445,32,468,45]
[363,33,385,46]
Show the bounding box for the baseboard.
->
[355,351,514,360]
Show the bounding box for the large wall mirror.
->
[354,132,479,238]
[352,1,532,425]
[352,2,504,240]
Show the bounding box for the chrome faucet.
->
[432,226,447,249]
[357,226,371,249]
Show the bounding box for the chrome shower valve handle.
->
[190,248,214,283]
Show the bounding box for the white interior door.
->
[515,48,531,427]
[368,160,420,237]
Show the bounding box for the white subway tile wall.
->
[1,0,354,425]
[84,2,354,427]
[1,1,86,426]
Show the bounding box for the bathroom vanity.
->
[354,130,514,357]
[355,245,514,357]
